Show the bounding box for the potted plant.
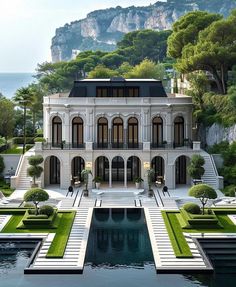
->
[81,169,92,196]
[134,177,143,189]
[146,169,155,196]
[93,176,102,189]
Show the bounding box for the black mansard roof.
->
[69,78,167,98]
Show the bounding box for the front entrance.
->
[112,156,124,182]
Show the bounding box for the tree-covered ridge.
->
[37,30,172,94]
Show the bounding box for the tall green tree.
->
[125,59,166,80]
[0,97,15,142]
[167,11,222,59]
[14,87,34,153]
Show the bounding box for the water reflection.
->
[86,208,153,266]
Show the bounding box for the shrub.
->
[39,205,54,217]
[0,155,5,174]
[27,155,44,186]
[187,155,205,180]
[34,137,46,143]
[27,215,48,219]
[12,137,34,145]
[24,188,49,215]
[25,144,34,151]
[183,203,201,214]
[188,184,217,214]
[224,185,236,197]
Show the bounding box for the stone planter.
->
[95,182,101,189]
[135,182,140,189]
[31,183,38,188]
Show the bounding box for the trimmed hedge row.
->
[180,209,222,229]
[19,210,57,228]
[12,137,35,144]
[162,211,193,258]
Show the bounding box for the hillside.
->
[51,0,236,62]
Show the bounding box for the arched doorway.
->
[52,116,62,147]
[71,156,85,181]
[174,116,184,147]
[95,156,109,182]
[112,156,124,183]
[151,156,165,182]
[97,117,108,148]
[112,117,123,148]
[72,117,84,148]
[175,155,190,185]
[49,156,60,184]
[152,117,163,147]
[128,117,138,148]
[127,156,141,182]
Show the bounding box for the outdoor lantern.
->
[143,162,150,170]
[85,162,92,170]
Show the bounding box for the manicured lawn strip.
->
[1,146,23,154]
[46,211,76,258]
[161,211,193,258]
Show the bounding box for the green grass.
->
[46,211,76,258]
[0,180,15,197]
[1,145,22,154]
[161,211,193,258]
[0,209,76,258]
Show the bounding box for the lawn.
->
[0,209,76,258]
[0,179,15,197]
[1,145,23,154]
[161,211,193,258]
[162,208,236,258]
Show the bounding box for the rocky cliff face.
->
[51,0,236,62]
[204,124,236,146]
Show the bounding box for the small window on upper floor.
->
[97,87,108,97]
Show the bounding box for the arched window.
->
[174,116,184,147]
[175,155,187,184]
[72,117,83,148]
[97,117,108,148]
[52,116,62,147]
[112,117,123,148]
[152,117,163,147]
[128,117,138,148]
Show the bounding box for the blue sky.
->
[0,0,163,73]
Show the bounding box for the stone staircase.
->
[31,206,93,272]
[201,153,218,189]
[145,207,209,272]
[14,151,35,190]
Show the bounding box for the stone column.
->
[165,164,175,189]
[124,161,127,188]
[61,155,71,189]
[109,160,112,188]
[166,111,172,143]
[64,111,70,144]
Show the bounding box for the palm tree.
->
[13,87,33,154]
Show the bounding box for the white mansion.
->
[12,78,221,191]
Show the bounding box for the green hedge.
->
[161,211,193,258]
[180,209,222,229]
[19,210,57,228]
[12,137,35,144]
[46,211,76,258]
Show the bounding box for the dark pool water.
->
[1,209,236,287]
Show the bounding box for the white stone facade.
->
[34,81,206,190]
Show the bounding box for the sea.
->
[0,73,36,99]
